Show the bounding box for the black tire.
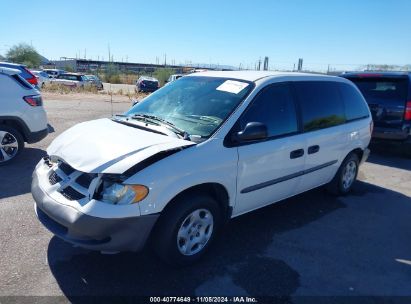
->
[326,153,359,195]
[0,125,24,166]
[151,193,222,266]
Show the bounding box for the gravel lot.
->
[0,93,410,300]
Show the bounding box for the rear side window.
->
[337,83,370,121]
[240,83,298,137]
[11,74,32,89]
[294,81,345,132]
[347,77,408,106]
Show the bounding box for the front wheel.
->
[327,153,359,195]
[152,193,222,266]
[0,126,24,166]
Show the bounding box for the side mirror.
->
[235,122,268,142]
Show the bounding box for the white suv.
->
[0,67,48,165]
[32,71,371,265]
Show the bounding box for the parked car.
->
[43,69,65,79]
[85,74,104,90]
[51,73,89,88]
[32,71,371,265]
[0,67,48,165]
[341,72,411,147]
[31,70,51,89]
[166,74,183,84]
[0,62,38,87]
[136,76,159,92]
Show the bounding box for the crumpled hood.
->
[47,118,195,174]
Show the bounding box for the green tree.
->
[6,43,41,68]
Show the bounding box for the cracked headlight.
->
[100,182,149,205]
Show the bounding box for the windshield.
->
[126,76,253,138]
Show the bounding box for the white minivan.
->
[32,71,371,265]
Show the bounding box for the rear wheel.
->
[326,153,359,195]
[152,193,222,266]
[0,126,24,166]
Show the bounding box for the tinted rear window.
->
[294,81,345,132]
[337,83,370,121]
[347,77,408,105]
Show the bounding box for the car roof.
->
[140,76,158,81]
[187,70,336,82]
[0,61,25,67]
[60,72,84,76]
[342,71,411,78]
[0,67,21,75]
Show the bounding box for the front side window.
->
[126,77,253,137]
[294,81,345,132]
[240,83,298,138]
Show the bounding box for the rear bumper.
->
[26,127,48,144]
[372,126,410,141]
[32,172,160,252]
[138,86,158,92]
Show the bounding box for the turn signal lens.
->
[129,185,149,203]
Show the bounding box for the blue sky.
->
[1,0,410,71]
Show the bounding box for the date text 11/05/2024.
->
[149,297,258,303]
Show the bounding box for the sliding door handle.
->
[290,149,304,159]
[308,145,320,154]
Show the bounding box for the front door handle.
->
[308,145,320,154]
[290,149,304,159]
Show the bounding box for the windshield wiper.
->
[131,113,189,139]
[184,114,221,123]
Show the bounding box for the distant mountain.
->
[39,54,51,65]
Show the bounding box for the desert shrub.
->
[153,68,174,86]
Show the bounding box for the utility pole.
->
[164,53,167,67]
[263,57,269,70]
[297,58,303,71]
[108,44,111,63]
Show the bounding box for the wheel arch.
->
[0,116,29,142]
[161,182,231,221]
[348,147,364,162]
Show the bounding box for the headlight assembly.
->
[99,178,149,205]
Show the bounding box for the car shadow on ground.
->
[46,181,391,301]
[367,143,411,171]
[0,148,46,199]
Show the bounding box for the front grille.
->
[76,173,96,189]
[60,187,86,201]
[46,160,97,202]
[59,162,75,175]
[49,171,63,185]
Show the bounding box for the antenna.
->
[110,83,113,116]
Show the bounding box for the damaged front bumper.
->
[32,159,159,252]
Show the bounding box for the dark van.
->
[341,72,411,148]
